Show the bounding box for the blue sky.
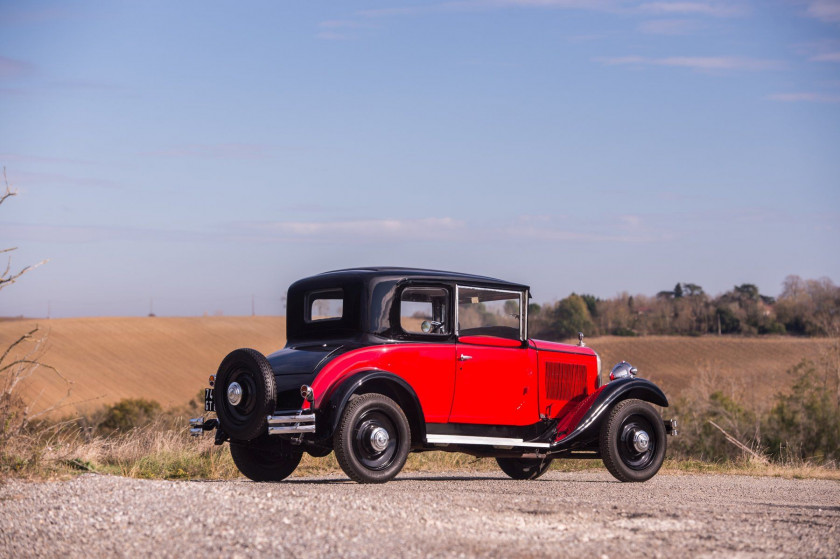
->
[1,0,838,318]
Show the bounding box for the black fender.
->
[550,377,668,453]
[324,370,427,446]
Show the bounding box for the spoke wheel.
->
[334,393,410,484]
[599,398,666,482]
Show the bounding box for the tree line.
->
[529,275,840,339]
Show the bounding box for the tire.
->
[496,457,553,480]
[599,398,666,482]
[214,348,276,441]
[230,436,303,482]
[334,393,410,484]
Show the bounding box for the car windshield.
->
[457,286,523,341]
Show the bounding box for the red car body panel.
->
[310,344,457,423]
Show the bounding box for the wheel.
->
[496,457,553,480]
[599,399,666,482]
[334,393,410,484]
[214,348,276,441]
[230,436,303,482]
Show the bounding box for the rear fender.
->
[550,377,668,452]
[325,370,426,446]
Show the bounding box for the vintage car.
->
[190,267,676,483]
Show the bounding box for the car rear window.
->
[305,288,344,322]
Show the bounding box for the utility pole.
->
[47,300,51,320]
[251,294,255,317]
[149,297,155,317]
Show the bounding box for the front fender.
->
[324,370,426,442]
[550,377,668,452]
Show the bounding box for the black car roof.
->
[315,267,530,291]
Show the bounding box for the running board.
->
[426,434,550,448]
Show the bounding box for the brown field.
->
[0,316,830,417]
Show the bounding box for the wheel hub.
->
[369,426,390,452]
[227,382,243,406]
[632,429,650,453]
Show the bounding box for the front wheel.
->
[334,393,410,484]
[230,436,303,482]
[599,398,666,482]
[496,457,553,480]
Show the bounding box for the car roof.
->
[314,267,530,291]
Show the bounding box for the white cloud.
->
[767,92,840,103]
[804,0,840,23]
[597,55,785,71]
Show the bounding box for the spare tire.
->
[214,348,277,441]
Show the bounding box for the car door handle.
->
[458,354,473,361]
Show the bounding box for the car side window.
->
[400,287,449,335]
[457,286,523,341]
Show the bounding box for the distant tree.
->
[536,294,596,340]
[673,283,684,299]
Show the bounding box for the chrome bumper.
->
[267,410,316,435]
[189,417,218,437]
[665,418,678,436]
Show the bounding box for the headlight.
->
[610,361,638,381]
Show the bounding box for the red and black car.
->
[190,267,676,483]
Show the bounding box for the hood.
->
[530,338,596,356]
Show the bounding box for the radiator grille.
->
[545,362,588,401]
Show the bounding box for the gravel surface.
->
[1,471,838,558]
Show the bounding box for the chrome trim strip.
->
[426,434,550,448]
[267,412,316,425]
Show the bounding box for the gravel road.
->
[1,471,838,558]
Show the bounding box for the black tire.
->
[214,348,276,441]
[599,398,666,482]
[496,457,553,480]
[230,436,303,482]
[334,393,410,484]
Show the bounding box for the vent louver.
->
[545,362,588,401]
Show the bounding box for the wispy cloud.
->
[0,55,34,79]
[597,55,785,71]
[767,92,840,103]
[812,52,840,62]
[13,171,122,189]
[358,0,747,17]
[637,18,699,34]
[803,0,840,23]
[637,1,747,17]
[143,143,271,160]
[0,153,93,166]
[243,218,465,241]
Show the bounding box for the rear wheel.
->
[230,436,303,482]
[496,457,553,480]
[334,393,410,484]
[599,399,666,482]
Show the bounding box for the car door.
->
[447,286,538,426]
